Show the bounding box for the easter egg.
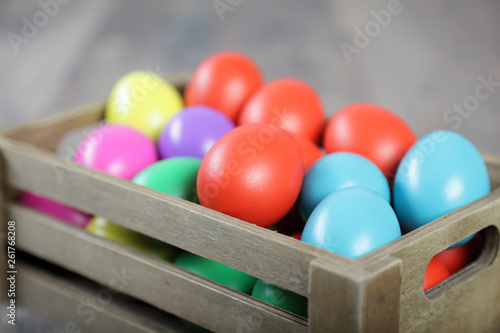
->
[158,105,235,159]
[132,157,201,203]
[86,216,176,261]
[19,192,91,228]
[393,131,490,235]
[74,124,157,180]
[301,187,401,259]
[185,51,262,121]
[292,134,323,171]
[423,257,450,291]
[106,71,183,140]
[433,243,471,275]
[299,152,390,220]
[238,78,325,143]
[323,103,417,180]
[175,252,257,331]
[174,252,257,294]
[251,279,307,317]
[197,124,303,228]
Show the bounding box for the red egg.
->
[292,134,323,171]
[197,124,303,228]
[433,243,471,275]
[238,78,325,143]
[435,233,484,275]
[185,51,262,121]
[323,103,417,180]
[423,257,451,291]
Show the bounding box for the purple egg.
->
[158,105,236,159]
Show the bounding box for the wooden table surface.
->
[0,0,499,331]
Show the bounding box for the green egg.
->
[251,279,308,317]
[175,252,257,294]
[175,252,258,331]
[132,157,201,203]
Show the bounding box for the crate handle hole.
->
[424,225,499,300]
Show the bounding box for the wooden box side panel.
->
[11,203,308,333]
[361,188,500,332]
[484,153,500,190]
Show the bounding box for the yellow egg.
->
[86,216,176,261]
[105,71,183,140]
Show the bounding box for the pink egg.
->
[74,124,158,180]
[19,192,91,228]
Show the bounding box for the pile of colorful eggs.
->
[20,51,490,327]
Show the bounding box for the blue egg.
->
[393,131,490,240]
[298,152,390,219]
[301,187,401,259]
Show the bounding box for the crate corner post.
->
[308,256,402,333]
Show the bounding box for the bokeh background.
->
[1,0,499,154]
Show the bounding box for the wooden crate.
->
[11,257,192,332]
[0,100,499,332]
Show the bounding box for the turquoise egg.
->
[393,131,490,245]
[299,152,390,219]
[301,187,401,259]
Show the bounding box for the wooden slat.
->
[362,188,500,262]
[0,102,104,152]
[11,203,308,333]
[308,256,401,333]
[16,260,192,333]
[0,136,356,297]
[361,188,500,332]
[0,152,6,302]
[483,153,500,190]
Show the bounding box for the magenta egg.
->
[74,124,158,180]
[19,192,91,228]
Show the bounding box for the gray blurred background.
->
[1,0,499,154]
[0,1,499,331]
